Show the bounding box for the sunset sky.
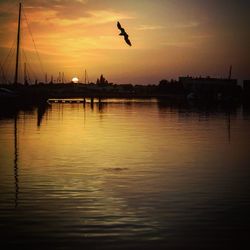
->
[0,0,249,84]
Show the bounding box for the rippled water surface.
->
[0,100,250,249]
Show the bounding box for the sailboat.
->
[0,2,22,104]
[0,2,50,105]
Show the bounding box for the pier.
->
[47,97,101,105]
[48,98,86,104]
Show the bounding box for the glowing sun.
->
[72,77,79,84]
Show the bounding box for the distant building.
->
[158,79,183,94]
[96,74,109,86]
[179,76,237,94]
[243,80,250,93]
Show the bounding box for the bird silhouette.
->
[117,21,132,46]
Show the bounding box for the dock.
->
[48,98,85,103]
[47,98,101,104]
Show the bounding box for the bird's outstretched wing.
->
[124,35,132,46]
[117,21,122,30]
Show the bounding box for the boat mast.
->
[14,2,22,84]
[24,62,28,85]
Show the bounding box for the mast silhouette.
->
[24,62,28,85]
[14,114,19,208]
[14,2,22,84]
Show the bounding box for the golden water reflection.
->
[0,100,250,249]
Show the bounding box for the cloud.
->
[22,0,90,21]
[161,41,194,48]
[174,21,200,29]
[161,32,213,49]
[136,24,164,31]
[21,2,134,28]
[19,0,134,22]
[87,10,134,24]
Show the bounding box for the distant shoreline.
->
[0,79,250,106]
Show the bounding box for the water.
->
[0,99,250,249]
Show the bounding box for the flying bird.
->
[117,21,132,46]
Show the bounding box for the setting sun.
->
[72,77,79,84]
